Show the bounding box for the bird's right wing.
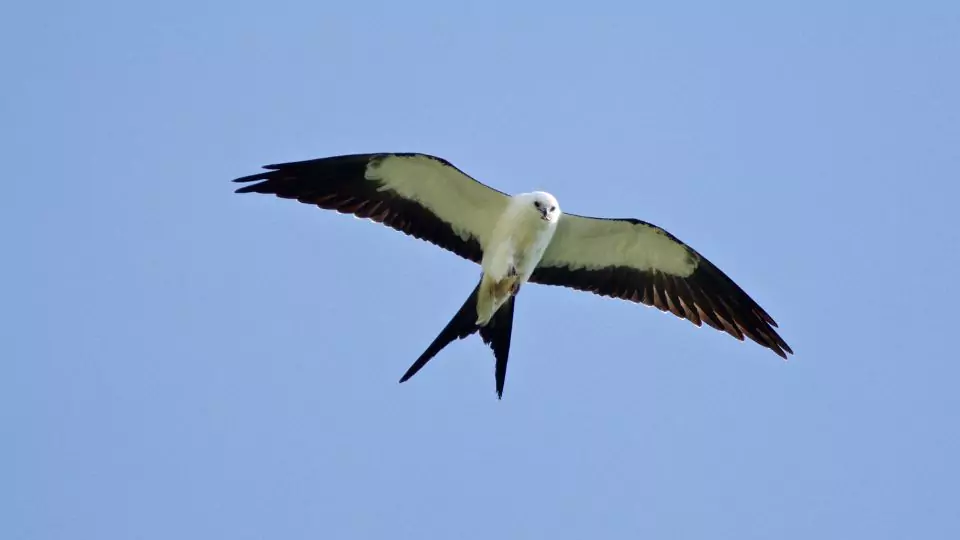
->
[530,213,792,358]
[233,153,511,263]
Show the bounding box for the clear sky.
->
[4,1,959,539]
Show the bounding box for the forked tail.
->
[479,295,516,399]
[398,280,518,398]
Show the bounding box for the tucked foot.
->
[492,277,518,299]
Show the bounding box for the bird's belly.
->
[483,239,538,283]
[476,227,554,325]
[511,245,545,282]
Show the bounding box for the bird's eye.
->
[534,201,542,208]
[549,206,556,212]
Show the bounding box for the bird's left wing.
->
[233,153,511,263]
[529,214,792,358]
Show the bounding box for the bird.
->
[233,152,792,398]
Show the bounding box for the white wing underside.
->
[365,154,511,252]
[539,214,697,277]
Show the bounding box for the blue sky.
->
[4,1,959,539]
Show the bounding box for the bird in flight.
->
[233,152,792,398]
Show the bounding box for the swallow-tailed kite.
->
[234,152,792,398]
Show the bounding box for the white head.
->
[516,191,561,223]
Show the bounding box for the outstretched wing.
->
[530,214,792,358]
[233,153,511,263]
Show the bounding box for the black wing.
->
[233,153,510,263]
[531,214,792,358]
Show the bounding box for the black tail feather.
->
[398,281,519,398]
[398,282,482,385]
[479,296,516,399]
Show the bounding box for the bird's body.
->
[477,192,559,324]
[234,152,793,398]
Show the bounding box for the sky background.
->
[4,1,960,539]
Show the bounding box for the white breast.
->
[472,199,558,324]
[482,201,557,282]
